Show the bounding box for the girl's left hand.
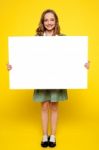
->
[84,61,90,69]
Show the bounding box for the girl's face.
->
[43,12,56,31]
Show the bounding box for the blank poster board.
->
[8,36,88,89]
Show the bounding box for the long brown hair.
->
[36,9,61,36]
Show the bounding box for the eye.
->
[44,19,48,22]
[50,18,55,21]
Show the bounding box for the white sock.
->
[42,134,48,142]
[50,135,55,142]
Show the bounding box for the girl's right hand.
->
[6,63,12,71]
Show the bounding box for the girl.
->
[7,9,90,148]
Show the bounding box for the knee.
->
[50,102,58,111]
[41,101,49,111]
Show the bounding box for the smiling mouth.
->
[47,25,53,27]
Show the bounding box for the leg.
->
[41,101,50,135]
[50,102,59,135]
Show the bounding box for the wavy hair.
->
[36,9,61,36]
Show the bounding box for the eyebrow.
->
[44,18,55,20]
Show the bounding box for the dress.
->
[33,32,68,102]
[33,89,68,102]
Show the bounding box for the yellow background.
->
[0,0,99,149]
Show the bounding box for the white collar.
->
[43,32,58,36]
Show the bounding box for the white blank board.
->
[8,36,88,89]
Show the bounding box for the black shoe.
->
[48,137,56,147]
[41,136,50,147]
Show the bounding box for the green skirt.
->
[33,89,68,102]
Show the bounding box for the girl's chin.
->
[45,27,55,31]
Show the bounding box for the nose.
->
[47,20,52,25]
